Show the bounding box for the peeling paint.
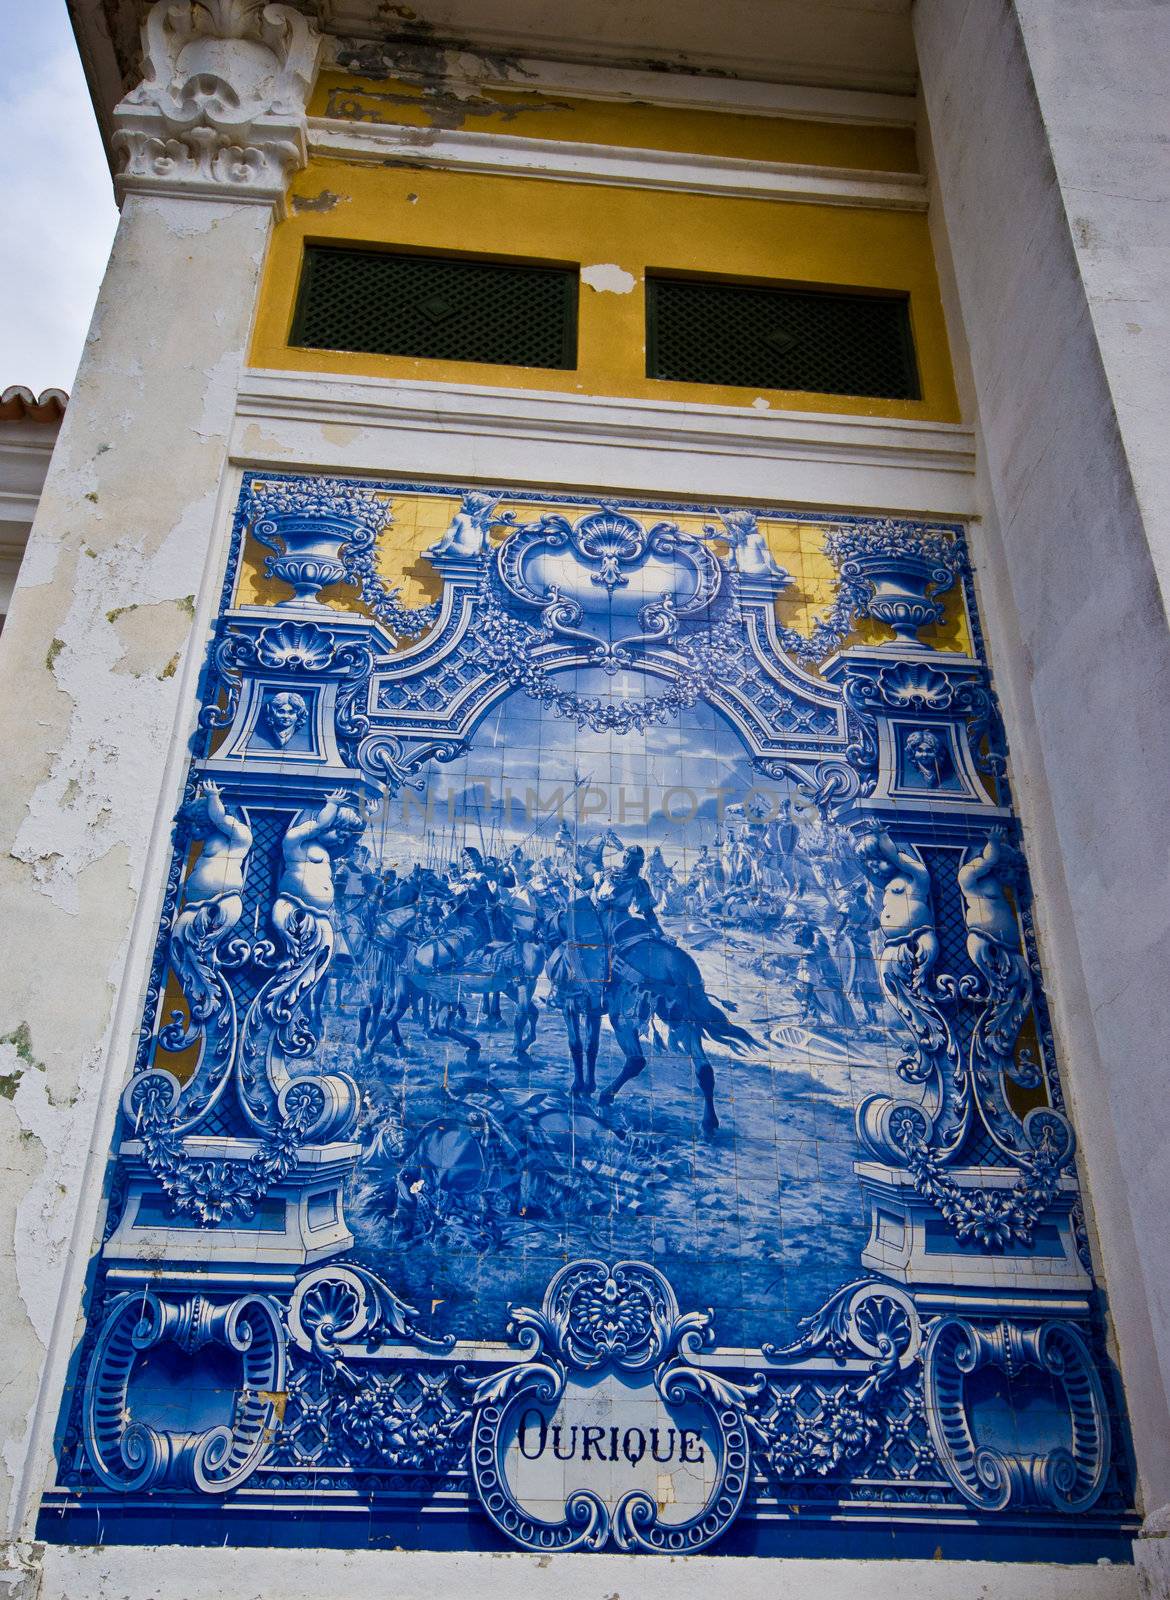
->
[14,537,60,590]
[0,196,280,1545]
[0,1541,41,1600]
[110,598,194,680]
[292,189,345,213]
[0,1027,39,1099]
[325,50,571,132]
[0,932,118,1523]
[12,491,212,913]
[197,350,244,443]
[581,263,637,295]
[241,423,291,457]
[321,423,361,447]
[136,193,238,237]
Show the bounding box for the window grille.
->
[646,274,920,400]
[291,245,578,370]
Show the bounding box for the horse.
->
[357,868,445,1053]
[546,896,606,1099]
[572,827,624,888]
[378,891,547,1064]
[549,897,759,1137]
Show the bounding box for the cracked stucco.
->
[0,191,273,1542]
[10,511,211,913]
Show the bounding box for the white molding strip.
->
[233,369,976,517]
[319,39,918,127]
[467,57,919,127]
[306,118,927,212]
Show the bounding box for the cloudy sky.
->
[372,690,799,871]
[1,5,119,396]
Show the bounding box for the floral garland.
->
[898,1125,1067,1251]
[133,1073,321,1225]
[470,560,749,733]
[340,526,439,645]
[773,566,872,666]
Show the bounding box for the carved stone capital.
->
[111,0,322,212]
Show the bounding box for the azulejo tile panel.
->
[40,476,1135,1561]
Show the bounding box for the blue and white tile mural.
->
[40,477,1136,1560]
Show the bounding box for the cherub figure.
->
[424,490,507,559]
[176,781,252,936]
[905,728,948,788]
[856,824,953,1077]
[273,790,366,944]
[958,828,1033,1068]
[706,509,789,581]
[168,781,253,1024]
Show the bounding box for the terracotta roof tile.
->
[0,386,69,423]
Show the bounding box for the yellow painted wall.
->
[255,163,956,420]
[253,74,957,419]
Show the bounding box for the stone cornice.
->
[306,118,927,211]
[111,0,322,212]
[232,368,976,517]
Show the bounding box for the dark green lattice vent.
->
[291,245,578,369]
[646,274,920,400]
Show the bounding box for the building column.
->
[914,0,1170,1589]
[0,0,320,1568]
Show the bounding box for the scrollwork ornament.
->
[611,1393,750,1554]
[923,1317,1111,1513]
[763,1279,921,1372]
[508,1258,710,1372]
[474,544,747,735]
[469,1260,753,1555]
[112,0,321,207]
[896,1107,1074,1251]
[84,1289,286,1495]
[744,1280,919,1486]
[198,618,374,736]
[357,733,467,794]
[289,1262,454,1356]
[124,1068,330,1223]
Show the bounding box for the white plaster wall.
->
[0,191,271,1550]
[1012,0,1170,612]
[31,1544,1143,1600]
[913,0,1170,1586]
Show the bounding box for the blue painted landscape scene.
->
[315,691,903,1348]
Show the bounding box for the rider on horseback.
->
[436,846,497,960]
[593,845,672,968]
